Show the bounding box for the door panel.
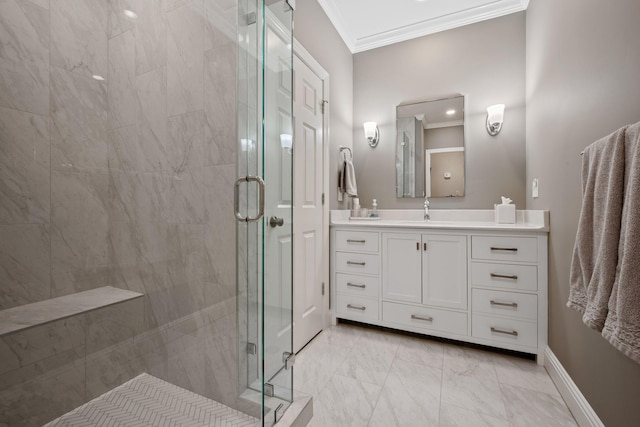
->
[422,234,467,309]
[293,54,324,353]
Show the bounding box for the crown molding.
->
[316,0,356,52]
[317,0,529,54]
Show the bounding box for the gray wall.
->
[353,13,526,210]
[526,0,640,425]
[0,0,244,424]
[295,0,353,210]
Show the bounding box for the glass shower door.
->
[237,0,294,425]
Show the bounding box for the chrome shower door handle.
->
[234,175,265,222]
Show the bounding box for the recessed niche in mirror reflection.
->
[396,95,465,198]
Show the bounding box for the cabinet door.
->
[382,233,422,303]
[422,234,467,309]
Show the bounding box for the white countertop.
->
[330,209,549,232]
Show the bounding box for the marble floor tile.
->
[439,403,510,427]
[310,374,381,427]
[501,383,578,427]
[441,367,507,420]
[493,352,561,396]
[294,339,351,396]
[369,360,441,427]
[335,331,398,386]
[296,323,578,427]
[394,334,445,369]
[442,343,498,382]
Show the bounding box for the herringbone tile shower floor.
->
[44,373,258,427]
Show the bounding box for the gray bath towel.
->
[568,125,627,331]
[602,121,640,364]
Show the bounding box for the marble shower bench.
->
[0,286,143,336]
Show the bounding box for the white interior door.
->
[293,53,324,353]
[263,14,293,382]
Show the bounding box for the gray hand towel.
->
[343,160,358,197]
[568,125,627,331]
[602,121,640,364]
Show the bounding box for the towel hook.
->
[339,146,353,161]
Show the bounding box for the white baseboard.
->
[544,347,604,427]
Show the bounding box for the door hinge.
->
[322,282,325,295]
[322,193,325,205]
[283,351,295,370]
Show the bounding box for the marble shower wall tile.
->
[204,42,236,166]
[203,165,235,298]
[108,0,136,39]
[167,110,204,174]
[108,30,136,130]
[51,170,110,296]
[135,67,168,172]
[204,310,239,407]
[204,0,236,52]
[0,346,85,427]
[50,0,107,79]
[167,0,204,117]
[0,107,50,224]
[50,67,108,171]
[86,297,144,354]
[134,0,166,75]
[0,0,50,116]
[0,225,51,310]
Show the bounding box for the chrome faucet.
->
[424,198,430,221]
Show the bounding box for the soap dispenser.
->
[370,199,378,218]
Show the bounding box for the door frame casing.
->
[292,39,331,331]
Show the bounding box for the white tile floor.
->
[295,322,578,427]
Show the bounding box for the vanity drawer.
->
[472,236,538,263]
[472,289,537,321]
[336,295,379,321]
[336,273,379,298]
[382,301,467,336]
[472,314,537,349]
[335,252,380,276]
[471,262,538,292]
[335,230,379,253]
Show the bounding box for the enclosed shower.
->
[0,0,295,425]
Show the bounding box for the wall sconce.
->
[486,104,505,136]
[363,121,379,148]
[280,134,293,154]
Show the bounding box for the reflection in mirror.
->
[396,95,465,198]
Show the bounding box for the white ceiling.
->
[316,0,529,53]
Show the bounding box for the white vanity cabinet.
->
[331,213,549,363]
[382,233,467,309]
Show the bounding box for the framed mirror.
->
[396,95,465,198]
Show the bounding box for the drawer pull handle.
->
[347,261,366,266]
[411,314,433,322]
[490,327,518,337]
[347,304,366,311]
[347,239,366,243]
[490,300,518,308]
[347,282,366,288]
[490,247,518,252]
[490,273,518,280]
